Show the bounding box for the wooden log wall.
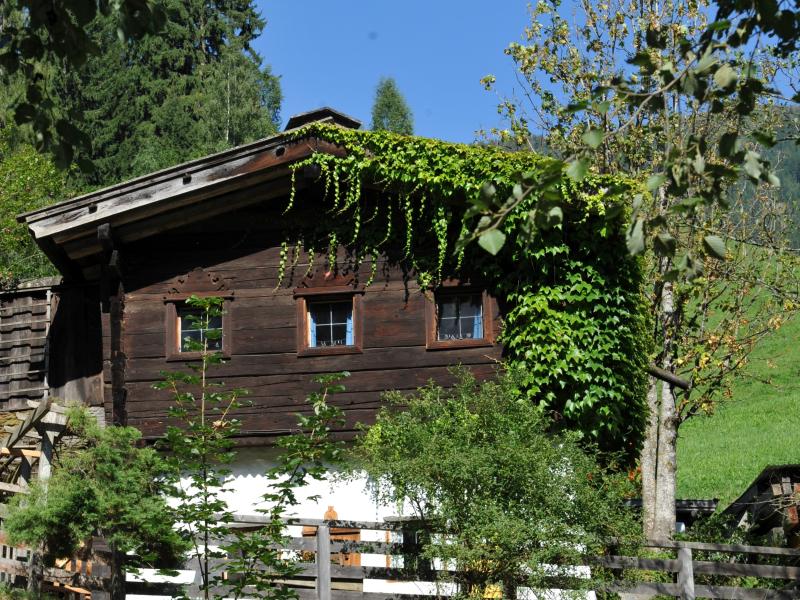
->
[111,199,504,441]
[0,281,53,412]
[1,279,104,421]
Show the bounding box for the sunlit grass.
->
[676,315,800,506]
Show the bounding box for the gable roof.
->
[18,112,360,280]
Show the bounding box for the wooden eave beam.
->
[0,481,28,494]
[1,397,52,450]
[22,136,343,244]
[0,447,41,458]
[60,174,297,263]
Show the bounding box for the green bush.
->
[351,368,640,596]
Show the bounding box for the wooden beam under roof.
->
[20,135,340,244]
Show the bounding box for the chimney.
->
[284,107,362,131]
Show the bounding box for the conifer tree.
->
[5,410,187,600]
[370,77,413,135]
[55,0,281,188]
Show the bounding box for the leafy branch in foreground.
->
[156,295,245,600]
[5,408,187,600]
[352,368,640,597]
[155,295,346,600]
[0,0,166,167]
[473,0,798,273]
[478,0,800,540]
[223,373,346,600]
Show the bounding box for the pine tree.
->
[5,410,187,600]
[370,77,413,135]
[57,0,282,189]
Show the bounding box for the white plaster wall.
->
[152,448,591,599]
[169,446,443,595]
[217,447,396,524]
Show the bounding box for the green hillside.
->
[676,314,800,506]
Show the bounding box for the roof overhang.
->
[722,464,800,533]
[19,128,345,281]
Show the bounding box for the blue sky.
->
[253,2,532,144]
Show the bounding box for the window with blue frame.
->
[307,300,354,347]
[436,294,483,341]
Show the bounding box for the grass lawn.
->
[676,315,800,506]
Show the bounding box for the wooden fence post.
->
[676,546,695,600]
[316,524,331,600]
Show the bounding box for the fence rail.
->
[194,517,800,600]
[0,517,798,599]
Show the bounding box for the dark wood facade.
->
[109,197,502,441]
[17,111,505,442]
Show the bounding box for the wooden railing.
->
[200,516,800,600]
[0,535,110,600]
[0,516,798,599]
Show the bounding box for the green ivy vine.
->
[278,123,649,460]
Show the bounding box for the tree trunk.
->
[653,380,678,539]
[640,376,659,538]
[642,267,679,540]
[26,544,44,598]
[652,278,677,539]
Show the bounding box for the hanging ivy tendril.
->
[274,122,650,461]
[274,239,289,290]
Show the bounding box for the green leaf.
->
[13,103,36,124]
[544,205,563,229]
[478,229,506,255]
[566,159,588,182]
[707,19,731,31]
[713,63,738,89]
[626,218,645,255]
[670,196,704,213]
[630,51,655,69]
[565,100,589,114]
[692,153,705,174]
[646,173,666,191]
[743,150,762,180]
[719,132,738,158]
[695,50,717,73]
[480,182,497,201]
[703,235,726,259]
[582,129,603,149]
[604,202,625,221]
[752,130,776,148]
[653,232,677,257]
[596,101,611,115]
[681,71,698,96]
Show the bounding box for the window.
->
[295,290,363,356]
[425,289,493,350]
[308,301,353,347]
[164,297,231,360]
[177,307,222,352]
[436,294,483,341]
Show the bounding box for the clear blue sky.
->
[253,1,531,144]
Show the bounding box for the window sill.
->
[426,339,494,351]
[297,345,363,358]
[165,350,230,362]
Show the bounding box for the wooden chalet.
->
[16,108,503,443]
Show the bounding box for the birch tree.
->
[479,0,800,539]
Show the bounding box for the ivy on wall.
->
[280,123,649,460]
